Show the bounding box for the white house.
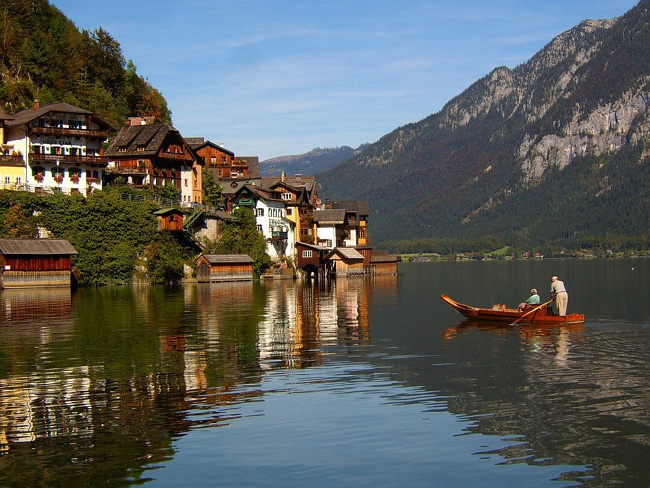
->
[4,101,112,196]
[232,184,296,261]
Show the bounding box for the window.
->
[287,208,292,216]
[184,179,188,187]
[257,225,263,232]
[15,177,21,185]
[282,193,292,200]
[302,250,313,258]
[4,176,10,185]
[256,208,264,217]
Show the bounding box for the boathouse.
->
[326,247,365,276]
[0,239,77,288]
[369,252,399,275]
[195,254,254,282]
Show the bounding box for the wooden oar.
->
[510,299,554,326]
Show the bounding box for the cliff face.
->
[318,0,650,245]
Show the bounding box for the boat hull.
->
[440,294,585,324]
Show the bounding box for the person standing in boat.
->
[518,288,540,312]
[550,276,568,316]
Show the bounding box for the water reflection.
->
[0,278,387,485]
[2,263,650,486]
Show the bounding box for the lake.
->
[1,258,650,486]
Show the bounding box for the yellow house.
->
[0,108,26,190]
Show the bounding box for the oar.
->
[510,299,554,326]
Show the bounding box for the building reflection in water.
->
[0,277,395,483]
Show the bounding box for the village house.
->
[230,184,295,261]
[261,173,320,244]
[186,137,261,181]
[312,208,346,249]
[105,121,203,205]
[195,254,254,282]
[325,247,365,276]
[0,238,77,288]
[2,101,112,196]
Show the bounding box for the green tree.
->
[202,170,222,208]
[216,207,270,275]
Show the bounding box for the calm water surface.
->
[1,259,650,486]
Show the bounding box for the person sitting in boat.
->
[518,288,540,312]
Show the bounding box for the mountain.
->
[260,145,368,177]
[0,0,171,126]
[317,0,650,251]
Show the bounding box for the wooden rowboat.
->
[440,294,585,324]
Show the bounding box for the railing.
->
[272,231,288,239]
[29,153,109,165]
[0,154,25,166]
[105,166,148,175]
[30,126,109,138]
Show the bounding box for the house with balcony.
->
[312,208,346,249]
[3,101,113,196]
[262,173,321,244]
[105,123,202,205]
[325,200,370,248]
[230,184,295,261]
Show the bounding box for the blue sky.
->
[51,0,639,161]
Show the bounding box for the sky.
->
[50,0,640,161]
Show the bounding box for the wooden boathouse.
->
[326,247,365,276]
[195,254,254,282]
[0,239,77,288]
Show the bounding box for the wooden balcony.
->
[0,154,25,166]
[272,231,288,239]
[29,153,109,165]
[30,126,109,139]
[160,151,193,162]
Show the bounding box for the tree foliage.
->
[201,170,222,208]
[0,0,171,125]
[215,207,271,275]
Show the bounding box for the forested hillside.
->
[261,145,367,177]
[0,0,171,126]
[318,0,650,253]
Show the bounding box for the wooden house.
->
[0,239,77,288]
[105,123,202,205]
[296,241,328,273]
[326,247,365,276]
[195,254,254,282]
[153,208,185,232]
[370,252,399,275]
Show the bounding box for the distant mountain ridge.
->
[260,145,368,177]
[317,0,650,250]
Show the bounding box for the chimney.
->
[281,170,286,182]
[33,99,40,110]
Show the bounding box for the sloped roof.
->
[185,137,205,147]
[190,139,235,157]
[296,242,328,252]
[152,208,184,216]
[331,200,370,216]
[7,102,113,129]
[313,209,346,224]
[0,239,77,256]
[327,247,364,261]
[200,254,254,264]
[371,254,398,263]
[0,107,15,122]
[105,123,188,157]
[237,156,261,178]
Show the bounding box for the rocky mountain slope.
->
[318,0,650,248]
